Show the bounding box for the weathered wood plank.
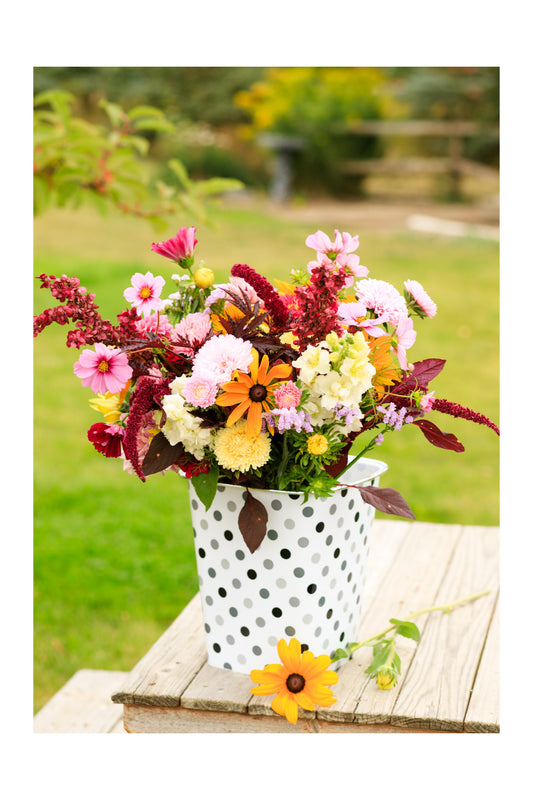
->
[464,591,500,733]
[34,670,128,733]
[111,593,206,707]
[390,526,499,731]
[320,522,463,725]
[180,663,254,714]
[123,703,452,734]
[248,519,412,719]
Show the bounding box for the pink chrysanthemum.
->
[135,312,176,340]
[273,380,302,409]
[151,226,198,263]
[182,371,219,408]
[73,343,133,394]
[124,272,165,316]
[356,278,408,327]
[404,279,438,318]
[193,334,253,383]
[173,312,212,349]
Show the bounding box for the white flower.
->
[161,392,212,460]
[293,345,331,386]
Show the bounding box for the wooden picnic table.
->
[109,519,499,734]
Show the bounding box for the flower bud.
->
[194,267,215,289]
[376,668,396,691]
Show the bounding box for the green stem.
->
[344,589,491,657]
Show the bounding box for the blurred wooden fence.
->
[338,120,499,198]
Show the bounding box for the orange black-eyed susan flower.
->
[250,638,338,724]
[216,349,292,437]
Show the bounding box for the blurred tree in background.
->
[33,67,499,202]
[33,88,243,229]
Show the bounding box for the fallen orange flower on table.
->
[250,638,338,724]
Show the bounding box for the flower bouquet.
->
[34,225,499,553]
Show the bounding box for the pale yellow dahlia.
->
[307,434,329,456]
[213,419,271,472]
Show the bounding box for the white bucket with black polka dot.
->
[188,457,388,674]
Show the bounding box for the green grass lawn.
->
[33,199,499,712]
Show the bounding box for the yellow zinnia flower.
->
[307,434,329,455]
[216,349,292,437]
[250,638,338,724]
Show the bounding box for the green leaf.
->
[191,464,220,511]
[167,158,191,189]
[192,177,244,197]
[131,118,176,134]
[332,648,348,661]
[365,641,392,675]
[389,619,421,641]
[127,105,168,120]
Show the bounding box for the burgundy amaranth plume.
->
[231,264,290,331]
[433,398,500,436]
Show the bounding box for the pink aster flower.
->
[356,278,408,328]
[420,390,436,413]
[74,343,133,394]
[404,279,438,318]
[182,371,219,408]
[393,316,417,370]
[193,334,253,383]
[124,272,165,316]
[135,312,176,340]
[173,312,212,350]
[273,380,302,409]
[151,226,198,264]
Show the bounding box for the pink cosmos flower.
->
[306,229,368,278]
[74,343,133,394]
[193,334,253,383]
[420,390,436,413]
[356,278,408,328]
[87,422,124,458]
[124,272,165,316]
[182,371,219,408]
[393,316,417,370]
[404,279,438,318]
[273,381,302,409]
[338,301,388,336]
[151,226,198,263]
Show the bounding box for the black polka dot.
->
[198,548,206,558]
[218,587,227,598]
[240,626,250,636]
[326,609,333,619]
[354,511,360,522]
[289,493,300,500]
[213,643,221,653]
[280,548,291,559]
[247,569,257,580]
[300,643,309,652]
[307,583,317,594]
[333,548,340,558]
[272,607,282,617]
[316,522,325,532]
[223,530,233,541]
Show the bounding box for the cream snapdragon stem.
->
[344,589,492,656]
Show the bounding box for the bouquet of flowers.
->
[34,226,499,552]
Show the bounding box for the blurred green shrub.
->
[33,90,243,229]
[234,67,394,196]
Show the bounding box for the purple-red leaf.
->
[412,419,465,452]
[356,485,416,519]
[386,358,447,399]
[238,491,268,553]
[142,431,185,476]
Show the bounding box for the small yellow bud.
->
[307,434,329,456]
[376,669,396,691]
[194,267,215,289]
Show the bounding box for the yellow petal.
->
[249,349,259,381]
[295,692,316,711]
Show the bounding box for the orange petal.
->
[257,354,270,384]
[249,350,259,382]
[245,401,263,437]
[295,692,316,711]
[266,363,293,382]
[226,400,251,427]
[216,390,250,406]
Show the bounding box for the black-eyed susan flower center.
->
[249,384,268,402]
[139,286,152,298]
[286,673,306,694]
[97,360,110,373]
